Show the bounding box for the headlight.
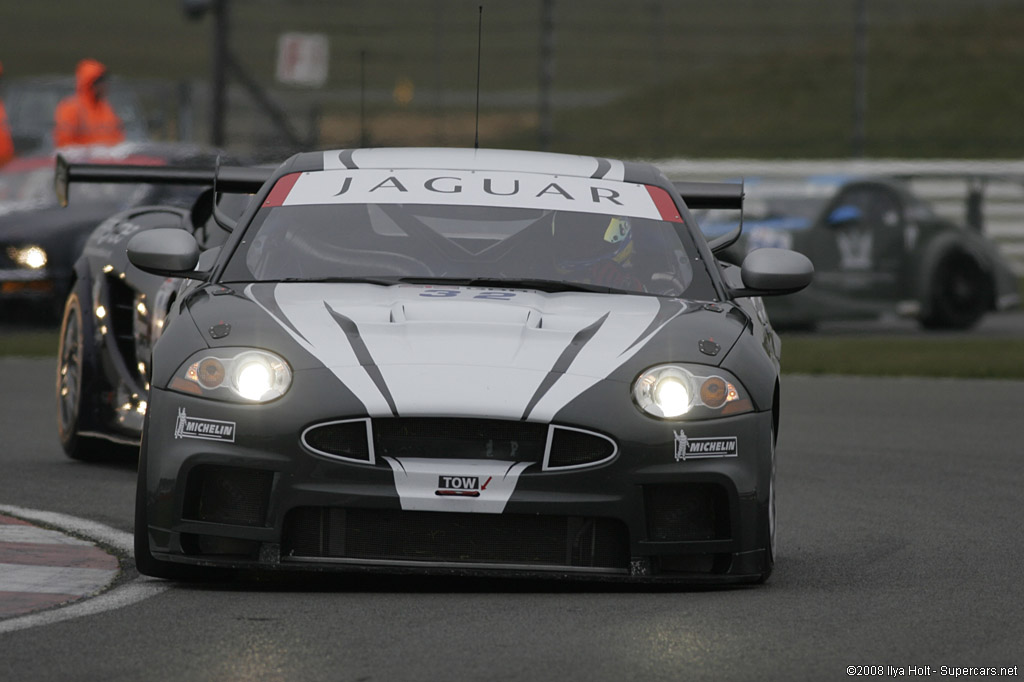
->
[168,348,292,403]
[633,364,752,419]
[7,245,48,269]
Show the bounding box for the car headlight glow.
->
[170,349,292,403]
[8,245,48,269]
[633,364,752,419]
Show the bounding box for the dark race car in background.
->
[58,147,813,585]
[0,142,236,321]
[698,175,1019,330]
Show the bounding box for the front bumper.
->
[141,382,774,584]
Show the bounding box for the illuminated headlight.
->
[169,348,292,403]
[633,364,752,419]
[8,245,48,269]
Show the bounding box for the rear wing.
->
[673,181,744,210]
[674,181,745,253]
[54,154,273,207]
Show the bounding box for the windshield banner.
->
[263,169,678,221]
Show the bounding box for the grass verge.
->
[0,331,59,358]
[779,336,1024,380]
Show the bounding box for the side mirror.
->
[733,247,814,297]
[127,228,203,277]
[827,204,862,227]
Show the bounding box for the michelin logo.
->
[174,408,236,442]
[674,429,737,461]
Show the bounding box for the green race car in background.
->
[698,175,1020,330]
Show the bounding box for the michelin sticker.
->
[174,408,236,442]
[674,429,738,461]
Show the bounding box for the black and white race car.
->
[56,147,812,584]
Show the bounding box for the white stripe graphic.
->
[384,457,533,514]
[261,283,668,420]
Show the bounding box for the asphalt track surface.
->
[0,357,1021,681]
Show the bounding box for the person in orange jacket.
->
[0,61,16,166]
[53,59,125,148]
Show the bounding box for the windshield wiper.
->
[259,276,405,285]
[396,277,623,294]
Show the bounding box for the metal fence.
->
[153,0,1024,158]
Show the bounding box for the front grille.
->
[303,419,372,463]
[282,507,630,570]
[182,465,274,527]
[644,484,730,542]
[373,418,548,462]
[546,427,616,469]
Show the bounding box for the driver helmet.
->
[553,214,635,272]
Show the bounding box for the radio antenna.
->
[474,5,482,150]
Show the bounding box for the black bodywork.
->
[57,148,811,585]
[700,175,1019,330]
[0,143,233,321]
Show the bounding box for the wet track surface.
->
[0,356,1021,681]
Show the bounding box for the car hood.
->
[188,282,747,421]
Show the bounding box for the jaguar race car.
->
[57,147,812,584]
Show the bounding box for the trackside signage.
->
[263,169,679,221]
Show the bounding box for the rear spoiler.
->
[54,154,273,207]
[674,181,744,253]
[673,181,744,210]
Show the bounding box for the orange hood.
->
[75,59,108,105]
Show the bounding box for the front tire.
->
[56,281,106,461]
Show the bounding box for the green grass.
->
[4,1,1024,158]
[778,336,1024,379]
[0,331,58,358]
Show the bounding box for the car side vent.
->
[105,274,141,381]
[302,419,373,464]
[544,426,617,470]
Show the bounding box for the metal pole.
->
[211,0,229,146]
[360,49,368,148]
[852,0,868,158]
[538,0,555,151]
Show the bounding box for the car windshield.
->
[221,170,714,298]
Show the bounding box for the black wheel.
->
[55,281,107,461]
[920,251,991,330]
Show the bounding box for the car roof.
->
[288,147,638,182]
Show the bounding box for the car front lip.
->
[140,385,773,582]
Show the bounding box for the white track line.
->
[0,504,169,635]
